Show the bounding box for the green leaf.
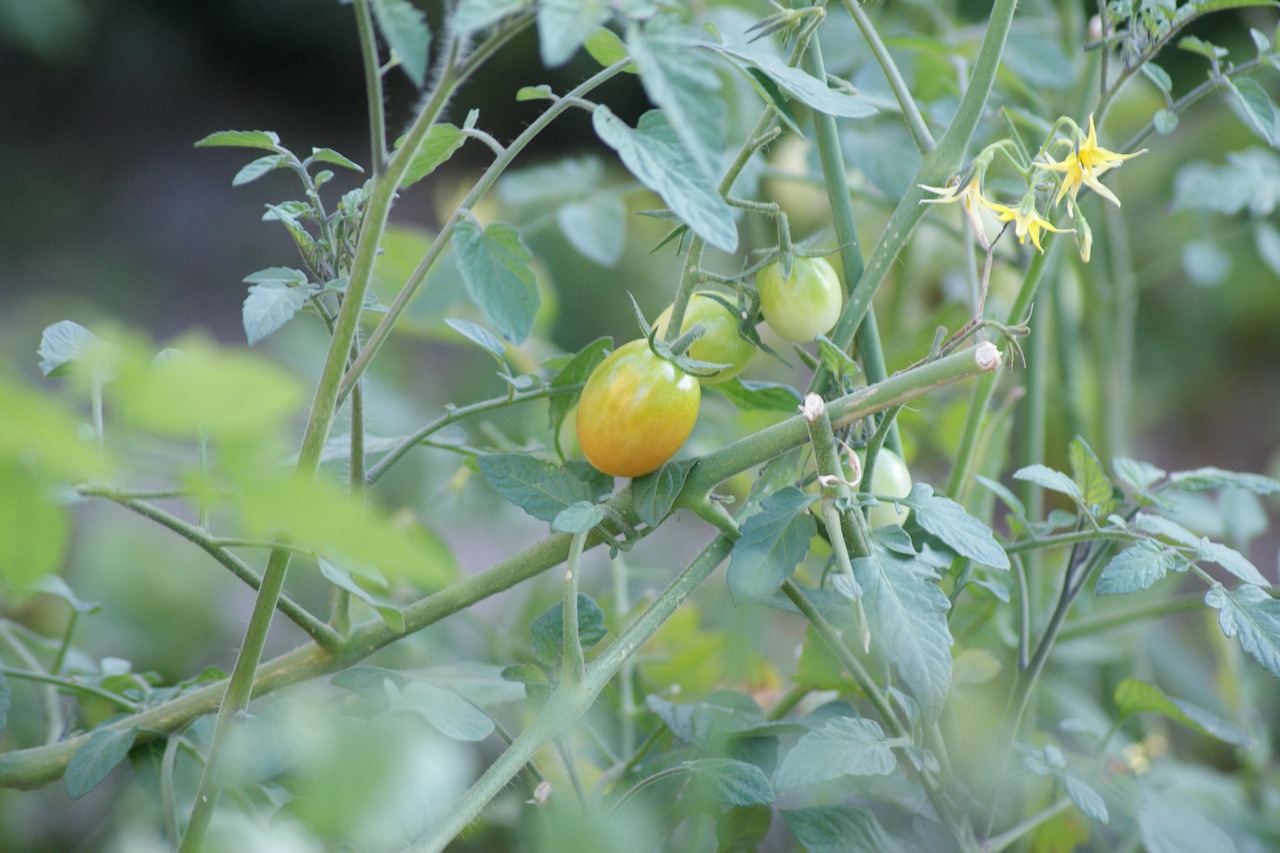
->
[65,727,138,798]
[775,716,895,790]
[1069,437,1116,517]
[1132,513,1200,547]
[552,501,604,534]
[0,460,70,591]
[902,483,1009,569]
[1226,76,1277,147]
[1113,457,1166,493]
[1178,35,1229,61]
[444,317,507,359]
[558,193,626,267]
[705,44,877,119]
[592,106,737,253]
[584,26,634,71]
[1141,62,1172,95]
[684,758,774,806]
[242,282,312,345]
[852,546,952,721]
[532,593,607,664]
[727,487,817,602]
[708,378,803,413]
[814,333,860,379]
[476,453,596,522]
[1013,464,1084,504]
[516,85,554,101]
[1205,583,1280,679]
[537,0,609,67]
[500,156,603,206]
[1095,540,1180,595]
[318,558,404,634]
[453,0,529,35]
[1114,678,1254,747]
[32,575,100,614]
[38,320,108,378]
[371,0,431,87]
[627,18,725,183]
[391,681,494,741]
[1196,539,1269,586]
[782,806,892,853]
[0,673,8,735]
[0,375,106,480]
[1154,109,1179,135]
[974,474,1028,518]
[631,459,693,526]
[310,147,363,172]
[1138,792,1239,853]
[1173,149,1280,216]
[399,123,466,188]
[547,337,611,453]
[452,219,540,344]
[117,338,304,436]
[1063,774,1108,824]
[194,130,281,151]
[1170,466,1280,495]
[231,154,287,186]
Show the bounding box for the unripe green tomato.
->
[756,256,844,343]
[576,340,701,478]
[863,448,912,529]
[653,292,756,383]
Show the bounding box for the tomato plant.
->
[576,339,700,478]
[653,292,755,383]
[863,447,912,529]
[755,255,844,342]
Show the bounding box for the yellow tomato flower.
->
[919,174,995,246]
[1039,115,1147,208]
[983,197,1073,253]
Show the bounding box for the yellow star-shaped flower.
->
[1039,115,1147,208]
[919,175,994,246]
[983,199,1073,253]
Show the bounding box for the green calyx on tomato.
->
[576,339,701,478]
[653,292,756,384]
[756,255,844,343]
[861,447,912,529]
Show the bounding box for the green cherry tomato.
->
[864,448,913,529]
[756,255,844,343]
[653,292,756,383]
[576,339,701,478]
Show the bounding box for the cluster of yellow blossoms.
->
[920,115,1146,262]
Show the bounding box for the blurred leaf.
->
[552,501,604,534]
[1113,457,1166,493]
[231,154,287,187]
[1205,583,1280,679]
[775,716,895,790]
[1178,35,1229,61]
[500,156,602,205]
[1114,678,1253,747]
[453,0,529,35]
[476,453,596,522]
[444,317,506,359]
[117,339,303,437]
[593,106,737,253]
[558,193,626,267]
[0,460,68,591]
[1154,109,1178,135]
[1014,464,1083,504]
[532,593,607,664]
[708,378,802,412]
[311,147,362,172]
[716,805,773,852]
[194,130,281,151]
[452,219,540,344]
[65,727,137,799]
[1141,62,1172,94]
[705,44,878,118]
[0,673,7,735]
[1002,29,1073,89]
[782,805,892,853]
[584,26,635,71]
[318,558,404,634]
[627,17,725,183]
[685,758,774,806]
[399,123,466,188]
[537,0,609,67]
[1138,792,1239,853]
[1170,467,1280,495]
[38,320,109,378]
[242,282,313,345]
[1182,240,1231,287]
[0,375,105,480]
[32,575,100,614]
[631,459,693,527]
[548,337,611,453]
[391,681,493,741]
[852,546,952,721]
[727,487,817,602]
[974,474,1028,518]
[371,0,430,87]
[1225,76,1277,146]
[1253,222,1280,275]
[1063,774,1109,823]
[902,483,1009,569]
[1095,540,1180,596]
[1173,149,1280,216]
[795,625,856,691]
[516,84,554,101]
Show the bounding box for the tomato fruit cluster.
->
[576,340,701,478]
[653,292,755,383]
[756,256,844,343]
